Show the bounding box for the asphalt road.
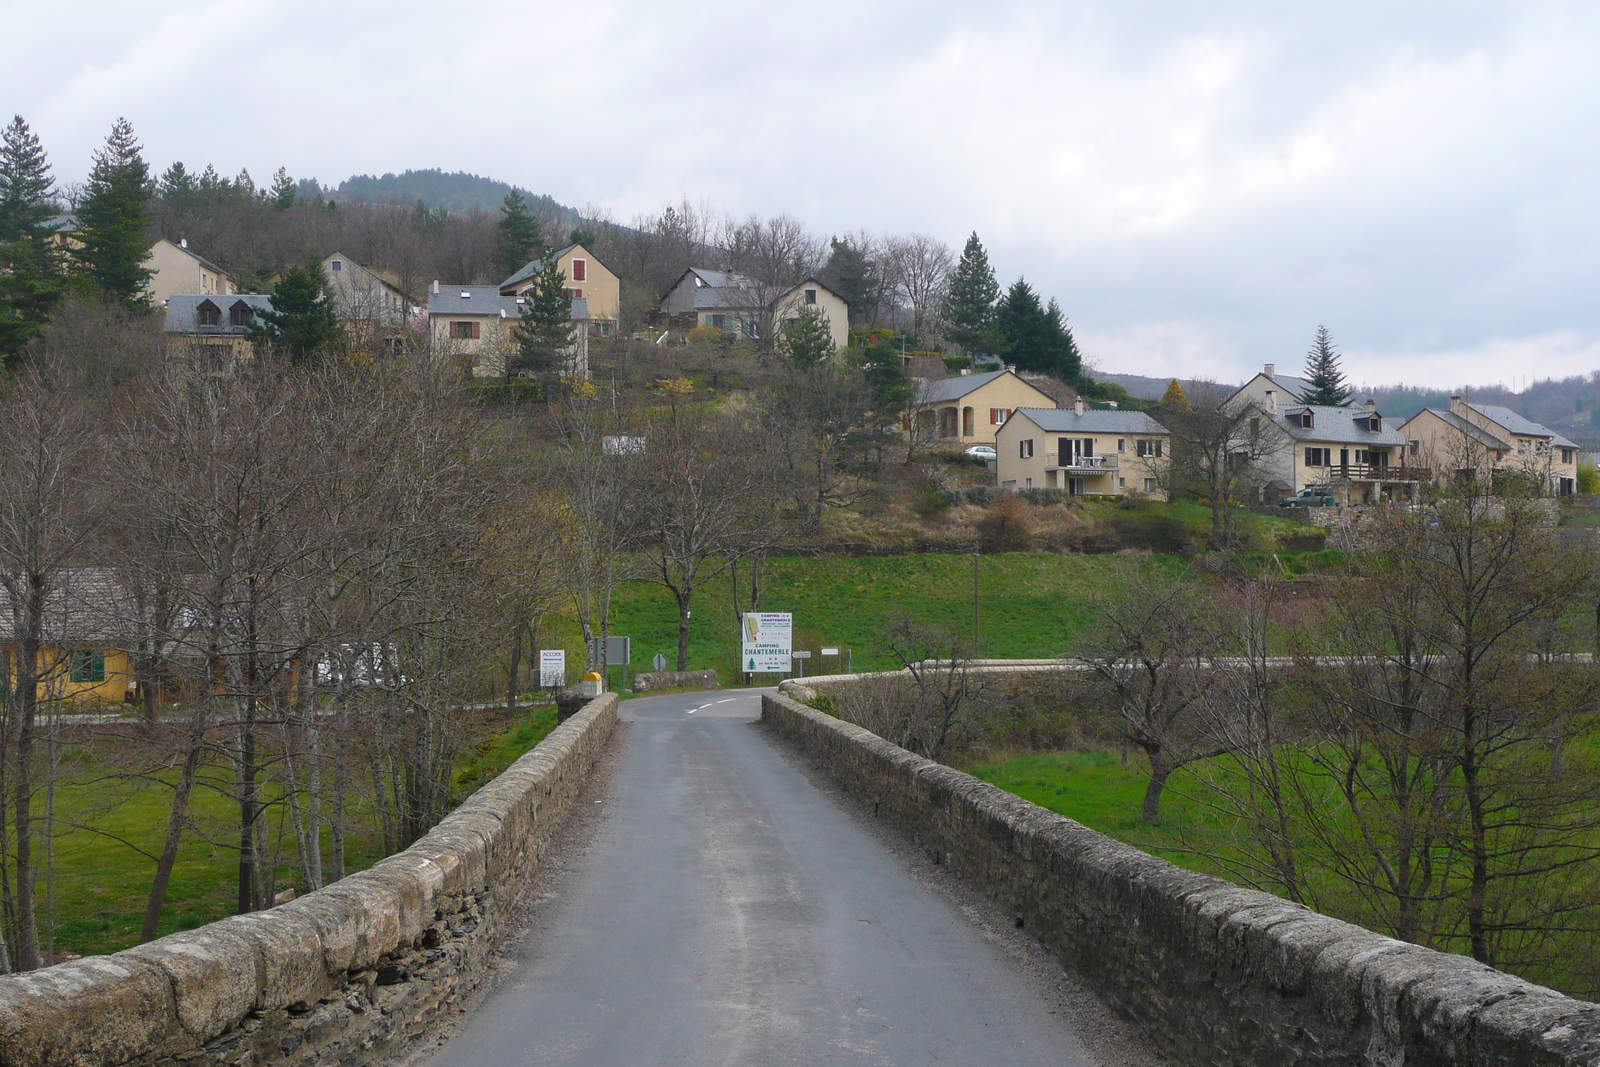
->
[419,689,1128,1067]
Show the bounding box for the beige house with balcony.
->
[426,283,589,379]
[994,401,1172,497]
[1400,396,1580,496]
[905,369,1058,447]
[501,244,619,334]
[1250,398,1427,504]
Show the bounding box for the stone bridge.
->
[2,687,1598,1066]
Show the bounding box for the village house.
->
[1248,397,1427,504]
[1400,396,1580,496]
[1224,362,1319,412]
[426,283,589,379]
[500,244,620,335]
[904,369,1057,447]
[657,269,850,352]
[994,401,1172,497]
[0,570,140,706]
[163,293,275,369]
[145,238,239,306]
[322,252,414,351]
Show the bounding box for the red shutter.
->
[572,259,586,282]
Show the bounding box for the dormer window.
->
[1293,409,1313,429]
[196,299,221,327]
[229,300,254,327]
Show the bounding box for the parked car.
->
[1281,485,1337,507]
[963,445,997,461]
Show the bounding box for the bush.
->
[1579,461,1599,495]
[466,380,544,405]
[1105,510,1189,553]
[977,493,1034,551]
[686,324,728,346]
[911,485,955,518]
[1275,527,1327,552]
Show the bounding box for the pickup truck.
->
[1281,487,1337,507]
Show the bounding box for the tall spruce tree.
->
[511,259,573,383]
[75,117,153,308]
[1044,296,1083,383]
[819,236,878,325]
[248,260,343,364]
[0,116,62,360]
[1301,325,1351,406]
[942,231,1000,356]
[496,190,544,278]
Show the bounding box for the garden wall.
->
[761,690,1600,1066]
[0,692,619,1067]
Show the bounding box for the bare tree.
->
[1156,382,1288,548]
[875,613,991,762]
[884,234,952,338]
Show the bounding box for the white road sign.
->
[741,612,793,674]
[539,649,566,688]
[820,647,839,656]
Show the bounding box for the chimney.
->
[1365,398,1376,410]
[1265,389,1277,414]
[431,280,440,295]
[1074,396,1086,416]
[1449,393,1465,415]
[1264,362,1275,378]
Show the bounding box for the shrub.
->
[686,324,728,346]
[1579,460,1599,495]
[1106,510,1189,553]
[911,485,955,518]
[977,493,1034,550]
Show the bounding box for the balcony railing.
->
[1046,453,1119,471]
[1312,463,1431,481]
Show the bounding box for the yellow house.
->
[994,401,1173,497]
[162,293,274,370]
[905,369,1058,447]
[1250,398,1427,504]
[144,238,238,307]
[500,244,619,334]
[1399,397,1580,497]
[427,284,590,379]
[0,571,138,705]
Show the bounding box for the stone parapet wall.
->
[0,693,619,1067]
[630,669,719,693]
[761,691,1600,1066]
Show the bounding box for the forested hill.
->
[332,169,579,221]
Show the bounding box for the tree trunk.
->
[12,637,40,971]
[506,622,524,714]
[1141,754,1173,825]
[142,735,203,941]
[675,588,693,671]
[237,694,260,914]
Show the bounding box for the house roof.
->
[44,213,77,233]
[323,253,410,298]
[1264,373,1314,401]
[498,243,581,291]
[1407,408,1508,452]
[1264,404,1409,446]
[156,238,235,281]
[1467,403,1579,449]
[163,293,273,334]
[0,568,140,643]
[913,369,1026,404]
[1010,406,1171,435]
[426,286,588,320]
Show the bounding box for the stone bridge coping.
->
[0,693,620,1067]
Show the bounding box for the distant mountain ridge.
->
[332,169,580,223]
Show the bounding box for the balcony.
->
[1314,463,1431,482]
[1046,453,1119,472]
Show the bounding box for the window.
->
[1118,477,1126,487]
[565,288,584,299]
[449,321,480,340]
[1560,477,1576,496]
[1025,478,1032,487]
[1562,448,1576,464]
[196,300,221,327]
[1145,478,1157,494]
[1019,439,1034,459]
[805,288,817,305]
[1294,409,1314,429]
[990,408,1011,425]
[331,260,342,271]
[711,314,726,329]
[1306,447,1331,467]
[69,650,105,684]
[1136,439,1163,458]
[228,300,253,327]
[1117,439,1126,452]
[1409,439,1421,457]
[1355,450,1387,467]
[571,259,586,282]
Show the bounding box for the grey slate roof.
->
[1267,373,1314,401]
[1468,403,1579,449]
[163,293,273,334]
[1414,409,1508,451]
[0,568,139,643]
[1012,407,1171,435]
[498,244,580,291]
[427,286,588,320]
[1267,404,1409,447]
[913,370,1015,404]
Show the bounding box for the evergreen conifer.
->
[249,260,344,364]
[1162,379,1191,410]
[1044,296,1083,383]
[75,117,154,307]
[512,259,573,383]
[496,190,544,278]
[862,336,911,416]
[1301,325,1352,406]
[782,305,836,366]
[268,168,297,210]
[0,115,62,360]
[942,232,999,356]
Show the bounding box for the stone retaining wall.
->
[629,669,719,693]
[0,692,619,1067]
[761,691,1600,1066]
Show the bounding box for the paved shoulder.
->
[423,689,1113,1066]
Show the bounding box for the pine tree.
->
[0,115,62,360]
[497,190,544,278]
[942,232,1000,356]
[75,117,154,307]
[995,278,1047,370]
[248,260,344,364]
[511,259,573,383]
[819,236,878,325]
[158,161,196,202]
[1301,325,1352,406]
[268,167,297,210]
[1162,379,1191,410]
[782,304,836,366]
[1044,297,1083,383]
[861,335,911,416]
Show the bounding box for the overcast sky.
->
[7,1,1599,388]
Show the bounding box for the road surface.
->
[419,688,1150,1067]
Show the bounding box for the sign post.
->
[538,649,566,690]
[741,612,793,675]
[653,652,667,672]
[791,650,812,678]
